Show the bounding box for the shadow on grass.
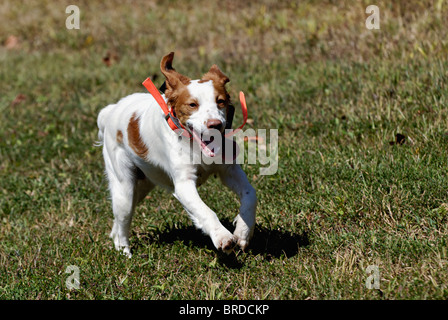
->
[138,221,309,268]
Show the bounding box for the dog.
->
[97,52,257,257]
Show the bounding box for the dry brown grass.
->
[2,0,447,65]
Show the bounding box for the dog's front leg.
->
[173,179,237,253]
[219,164,257,250]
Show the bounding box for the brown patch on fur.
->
[160,52,197,127]
[201,64,229,86]
[166,86,198,127]
[116,130,123,144]
[160,52,191,88]
[201,64,231,109]
[127,113,149,158]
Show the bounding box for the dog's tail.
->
[95,104,115,146]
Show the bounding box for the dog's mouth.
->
[189,126,220,158]
[187,126,239,161]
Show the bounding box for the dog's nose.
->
[207,119,223,131]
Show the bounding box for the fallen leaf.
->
[11,94,26,106]
[37,131,49,138]
[83,35,94,47]
[103,51,120,67]
[5,35,19,49]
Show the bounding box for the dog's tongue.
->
[191,131,239,161]
[192,130,216,157]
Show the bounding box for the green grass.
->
[1,0,448,299]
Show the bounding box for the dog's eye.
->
[189,103,198,108]
[217,99,226,105]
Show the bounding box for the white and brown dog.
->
[97,52,257,257]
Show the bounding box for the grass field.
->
[1,0,448,300]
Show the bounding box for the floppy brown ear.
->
[160,52,191,89]
[202,64,229,86]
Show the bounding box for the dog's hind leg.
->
[102,135,153,257]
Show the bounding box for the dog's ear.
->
[160,52,191,91]
[202,64,229,86]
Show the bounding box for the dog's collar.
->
[142,77,192,138]
[142,77,248,139]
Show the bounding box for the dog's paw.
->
[120,246,133,258]
[233,226,254,251]
[232,215,255,251]
[213,231,237,254]
[110,231,132,258]
[235,237,249,251]
[114,243,133,258]
[220,235,237,254]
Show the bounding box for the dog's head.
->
[160,52,231,156]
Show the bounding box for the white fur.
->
[185,80,226,134]
[97,81,257,257]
